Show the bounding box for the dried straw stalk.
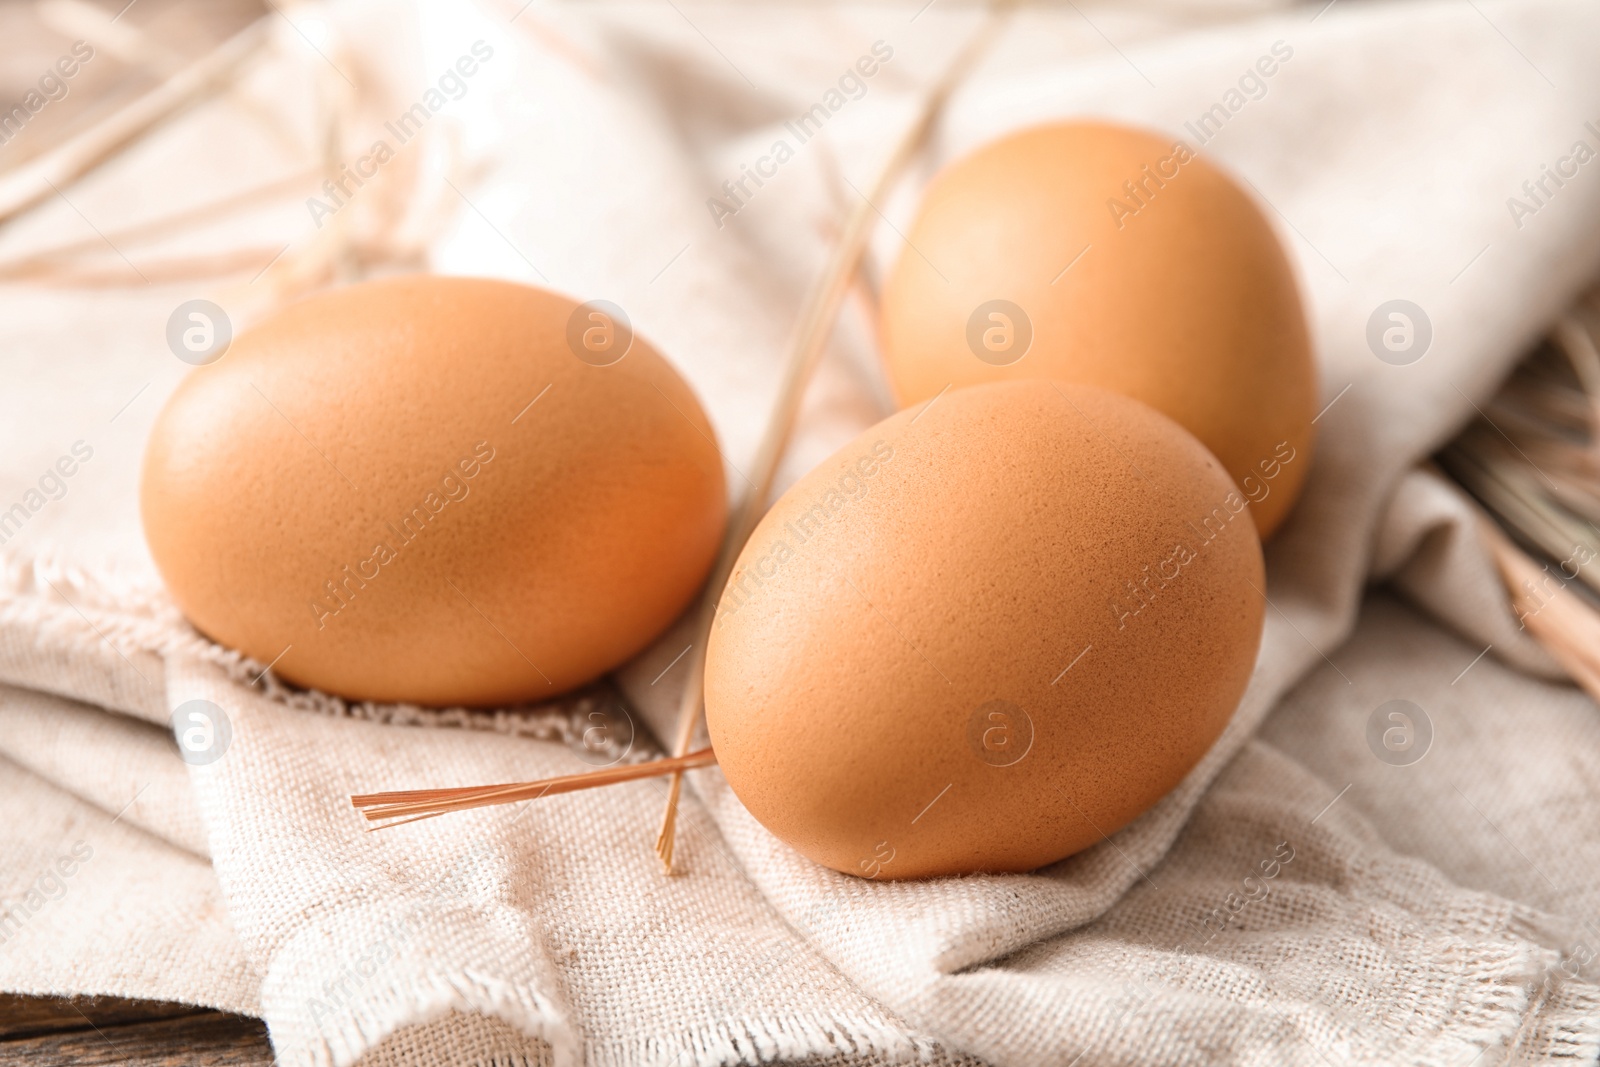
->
[351,748,717,830]
[651,4,1016,872]
[0,16,272,226]
[1439,299,1600,705]
[1477,517,1600,703]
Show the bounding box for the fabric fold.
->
[2,0,1599,1063]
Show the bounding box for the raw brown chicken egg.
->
[704,381,1264,880]
[142,276,726,707]
[879,121,1316,538]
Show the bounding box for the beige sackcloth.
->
[3,0,1600,1063]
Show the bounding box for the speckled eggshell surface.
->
[141,275,726,707]
[879,120,1316,538]
[704,381,1264,879]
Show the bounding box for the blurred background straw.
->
[0,0,449,304]
[1437,288,1600,702]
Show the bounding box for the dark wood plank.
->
[0,997,272,1066]
[0,994,203,1039]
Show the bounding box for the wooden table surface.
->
[0,995,273,1066]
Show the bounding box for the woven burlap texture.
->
[2,0,1600,1064]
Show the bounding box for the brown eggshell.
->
[704,381,1264,879]
[141,276,726,707]
[879,121,1316,538]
